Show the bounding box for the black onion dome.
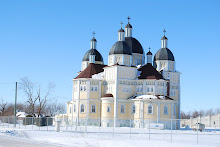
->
[82,49,103,62]
[147,51,152,55]
[109,41,132,55]
[91,37,97,42]
[125,37,143,54]
[125,23,132,28]
[118,28,125,32]
[161,36,168,40]
[154,48,175,61]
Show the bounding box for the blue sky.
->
[0,0,219,112]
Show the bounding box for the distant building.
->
[67,17,181,128]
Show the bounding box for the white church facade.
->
[67,17,181,129]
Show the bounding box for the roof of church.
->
[125,37,143,54]
[138,63,164,79]
[103,93,114,97]
[154,48,175,61]
[125,23,132,28]
[75,63,106,79]
[82,49,103,62]
[109,41,132,55]
[161,35,168,40]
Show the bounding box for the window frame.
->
[80,104,85,113]
[120,104,125,114]
[164,105,168,115]
[91,104,96,113]
[107,106,111,112]
[148,104,153,114]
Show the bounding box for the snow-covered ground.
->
[0,124,219,147]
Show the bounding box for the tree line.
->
[181,108,220,119]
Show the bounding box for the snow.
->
[135,94,167,100]
[92,72,104,80]
[0,124,220,147]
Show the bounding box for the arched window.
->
[173,104,176,115]
[91,104,96,113]
[84,86,86,91]
[69,107,71,114]
[151,87,153,92]
[132,105,136,114]
[80,86,83,91]
[148,104,153,114]
[80,104,85,113]
[147,87,149,92]
[74,104,76,112]
[164,105,168,115]
[121,104,125,113]
[107,106,111,112]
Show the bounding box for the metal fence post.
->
[129,118,131,139]
[39,118,40,130]
[98,117,100,136]
[32,117,33,130]
[75,117,77,131]
[197,117,198,144]
[171,119,173,143]
[113,121,115,138]
[8,116,9,128]
[3,117,4,128]
[47,117,48,131]
[149,118,150,140]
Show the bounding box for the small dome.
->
[125,37,143,54]
[154,48,175,61]
[125,23,132,28]
[91,37,97,42]
[109,41,132,55]
[118,28,125,32]
[147,51,152,55]
[82,49,103,62]
[161,35,168,40]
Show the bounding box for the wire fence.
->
[0,116,219,145]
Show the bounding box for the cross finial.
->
[127,16,131,23]
[163,29,166,36]
[92,31,96,37]
[149,47,151,50]
[120,21,123,28]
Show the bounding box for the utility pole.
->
[14,82,17,127]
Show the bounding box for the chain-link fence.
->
[0,116,219,145]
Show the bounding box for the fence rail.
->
[0,116,219,145]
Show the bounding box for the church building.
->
[67,17,181,129]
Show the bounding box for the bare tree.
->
[20,77,55,116]
[20,77,38,115]
[0,98,8,116]
[206,108,214,116]
[44,100,66,116]
[199,110,205,117]
[192,110,199,118]
[36,83,55,117]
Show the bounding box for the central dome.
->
[82,49,103,62]
[154,48,175,61]
[125,37,143,54]
[109,41,132,55]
